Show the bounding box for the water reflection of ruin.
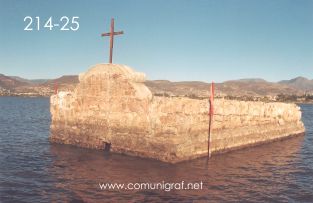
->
[49,135,304,202]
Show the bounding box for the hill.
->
[0,74,30,90]
[219,79,300,96]
[0,74,79,96]
[42,75,79,86]
[279,77,313,92]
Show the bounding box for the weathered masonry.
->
[49,64,305,163]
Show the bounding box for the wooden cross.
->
[101,18,124,63]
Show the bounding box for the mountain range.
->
[0,74,78,96]
[145,77,313,97]
[0,73,312,97]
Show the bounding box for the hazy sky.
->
[0,0,312,82]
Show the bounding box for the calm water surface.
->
[0,97,312,202]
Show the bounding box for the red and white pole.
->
[54,82,58,95]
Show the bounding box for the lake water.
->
[0,96,312,202]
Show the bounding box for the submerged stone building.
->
[49,64,305,163]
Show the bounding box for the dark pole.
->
[208,81,214,158]
[109,18,114,63]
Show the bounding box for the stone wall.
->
[49,64,305,163]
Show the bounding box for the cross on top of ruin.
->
[101,18,124,64]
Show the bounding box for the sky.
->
[0,0,312,82]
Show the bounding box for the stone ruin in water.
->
[49,64,305,163]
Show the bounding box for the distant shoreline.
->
[0,95,50,98]
[1,94,313,105]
